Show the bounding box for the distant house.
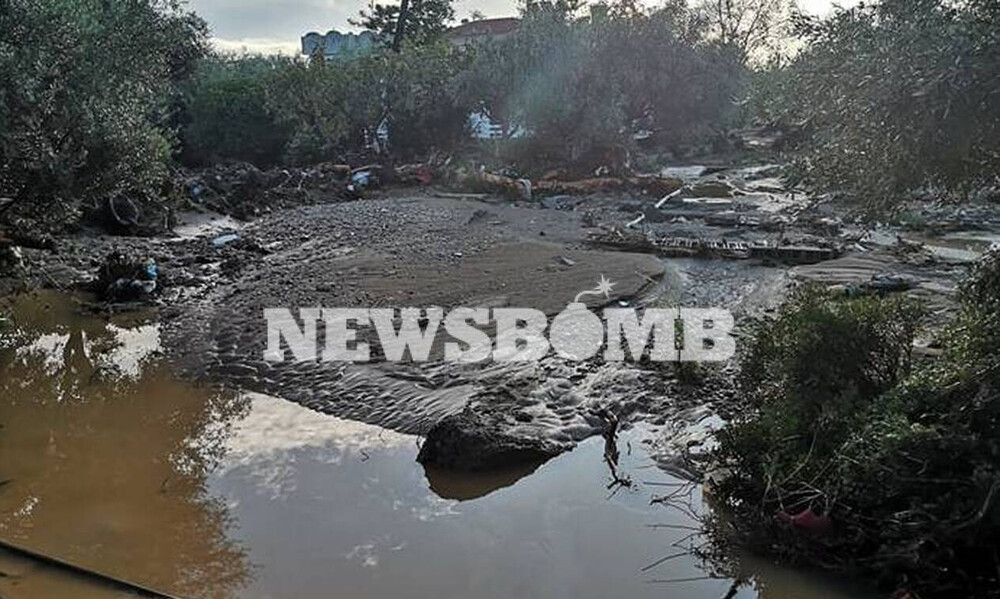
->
[446,17,520,47]
[301,30,376,58]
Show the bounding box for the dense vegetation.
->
[714,252,1000,597]
[0,0,207,228]
[3,0,1000,229]
[756,0,1000,205]
[180,0,744,170]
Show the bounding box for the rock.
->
[633,175,684,197]
[689,180,733,198]
[541,195,575,210]
[417,408,565,471]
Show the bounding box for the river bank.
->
[0,288,876,599]
[2,161,997,597]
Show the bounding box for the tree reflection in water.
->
[0,290,252,599]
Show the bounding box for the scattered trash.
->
[176,161,356,220]
[212,233,240,248]
[394,163,434,185]
[625,213,646,229]
[95,251,158,302]
[830,273,918,297]
[655,187,685,209]
[349,169,374,191]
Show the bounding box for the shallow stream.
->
[0,290,872,599]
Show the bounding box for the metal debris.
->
[589,228,840,264]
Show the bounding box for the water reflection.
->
[214,391,412,500]
[0,290,251,599]
[423,461,544,500]
[0,290,873,599]
[209,393,872,599]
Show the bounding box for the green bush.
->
[764,0,1000,206]
[723,287,921,489]
[0,0,207,228]
[180,54,291,166]
[460,0,744,169]
[265,42,473,163]
[715,253,1000,597]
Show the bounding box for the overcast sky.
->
[191,0,854,55]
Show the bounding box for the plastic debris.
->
[212,233,240,248]
[776,507,832,533]
[96,252,158,302]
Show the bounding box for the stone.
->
[417,408,565,471]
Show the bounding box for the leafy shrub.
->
[180,54,291,166]
[0,0,207,228]
[723,287,921,489]
[266,42,473,163]
[715,253,1000,597]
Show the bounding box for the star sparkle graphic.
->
[574,275,616,303]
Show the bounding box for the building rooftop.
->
[447,17,520,40]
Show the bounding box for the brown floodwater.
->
[0,290,874,599]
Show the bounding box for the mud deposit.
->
[0,290,875,599]
[4,164,990,598]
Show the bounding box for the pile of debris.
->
[443,164,685,201]
[92,250,159,302]
[176,162,369,220]
[589,227,841,265]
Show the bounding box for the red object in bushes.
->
[775,507,832,533]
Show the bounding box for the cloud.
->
[189,0,524,44]
[189,0,369,41]
[211,37,302,55]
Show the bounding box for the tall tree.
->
[695,0,796,63]
[352,0,455,48]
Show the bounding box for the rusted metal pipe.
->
[0,537,188,599]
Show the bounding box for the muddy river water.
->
[0,290,873,599]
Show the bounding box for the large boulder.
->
[417,408,565,471]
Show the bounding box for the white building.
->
[301,30,376,58]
